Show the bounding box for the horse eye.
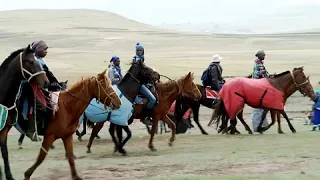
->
[29,61,34,65]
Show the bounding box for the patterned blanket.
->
[219,77,284,119]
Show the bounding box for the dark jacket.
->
[209,62,223,91]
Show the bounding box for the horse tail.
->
[210,99,227,129]
[84,113,95,129]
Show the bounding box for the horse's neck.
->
[118,75,140,103]
[283,84,298,102]
[159,81,180,107]
[269,73,294,92]
[0,65,22,107]
[60,85,92,118]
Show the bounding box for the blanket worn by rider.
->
[219,77,284,119]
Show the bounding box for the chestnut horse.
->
[0,45,49,180]
[86,72,202,154]
[212,67,316,134]
[23,70,122,180]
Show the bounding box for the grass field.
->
[0,9,319,180]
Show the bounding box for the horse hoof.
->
[18,146,24,149]
[86,150,91,154]
[149,147,157,152]
[168,142,173,146]
[50,146,55,149]
[78,137,83,142]
[248,131,253,134]
[95,136,101,139]
[278,131,285,134]
[202,132,209,135]
[292,130,297,134]
[7,177,15,180]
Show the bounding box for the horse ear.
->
[65,80,68,84]
[26,44,33,52]
[98,69,107,78]
[307,75,310,80]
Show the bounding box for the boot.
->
[26,118,41,142]
[140,108,153,125]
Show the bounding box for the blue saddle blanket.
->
[80,85,134,126]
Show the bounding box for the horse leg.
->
[276,112,284,134]
[162,115,176,146]
[261,110,276,132]
[109,123,120,153]
[78,119,87,142]
[280,110,296,133]
[86,122,104,153]
[192,105,208,135]
[118,126,132,156]
[145,122,151,134]
[229,119,240,134]
[0,126,14,180]
[237,111,253,134]
[24,135,56,180]
[18,134,25,149]
[148,115,160,151]
[62,135,82,180]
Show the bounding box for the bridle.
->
[2,52,46,111]
[20,52,46,83]
[94,77,117,110]
[290,71,310,97]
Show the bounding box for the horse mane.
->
[156,73,189,97]
[0,48,25,75]
[273,71,290,78]
[67,76,92,94]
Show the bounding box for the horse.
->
[23,70,122,180]
[212,67,316,135]
[74,63,157,155]
[75,69,160,142]
[85,72,202,154]
[0,45,49,180]
[17,80,68,150]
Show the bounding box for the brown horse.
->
[0,45,49,180]
[212,67,316,135]
[23,70,122,180]
[208,73,301,134]
[86,72,202,154]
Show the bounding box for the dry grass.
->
[0,9,319,180]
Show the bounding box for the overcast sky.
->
[1,0,320,25]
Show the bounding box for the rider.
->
[108,56,123,85]
[20,40,60,141]
[251,50,269,132]
[132,43,157,123]
[201,54,224,91]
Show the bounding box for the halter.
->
[20,52,46,83]
[290,71,310,96]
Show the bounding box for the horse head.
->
[177,72,202,101]
[91,70,121,110]
[292,67,316,100]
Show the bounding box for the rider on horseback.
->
[132,43,157,124]
[201,54,224,91]
[19,40,60,141]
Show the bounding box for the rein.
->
[37,77,116,112]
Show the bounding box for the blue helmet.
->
[135,43,144,57]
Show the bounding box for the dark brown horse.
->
[0,45,49,180]
[23,70,122,180]
[212,67,316,135]
[86,72,202,154]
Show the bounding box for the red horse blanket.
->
[219,77,284,119]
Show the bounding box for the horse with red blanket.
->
[212,67,317,134]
